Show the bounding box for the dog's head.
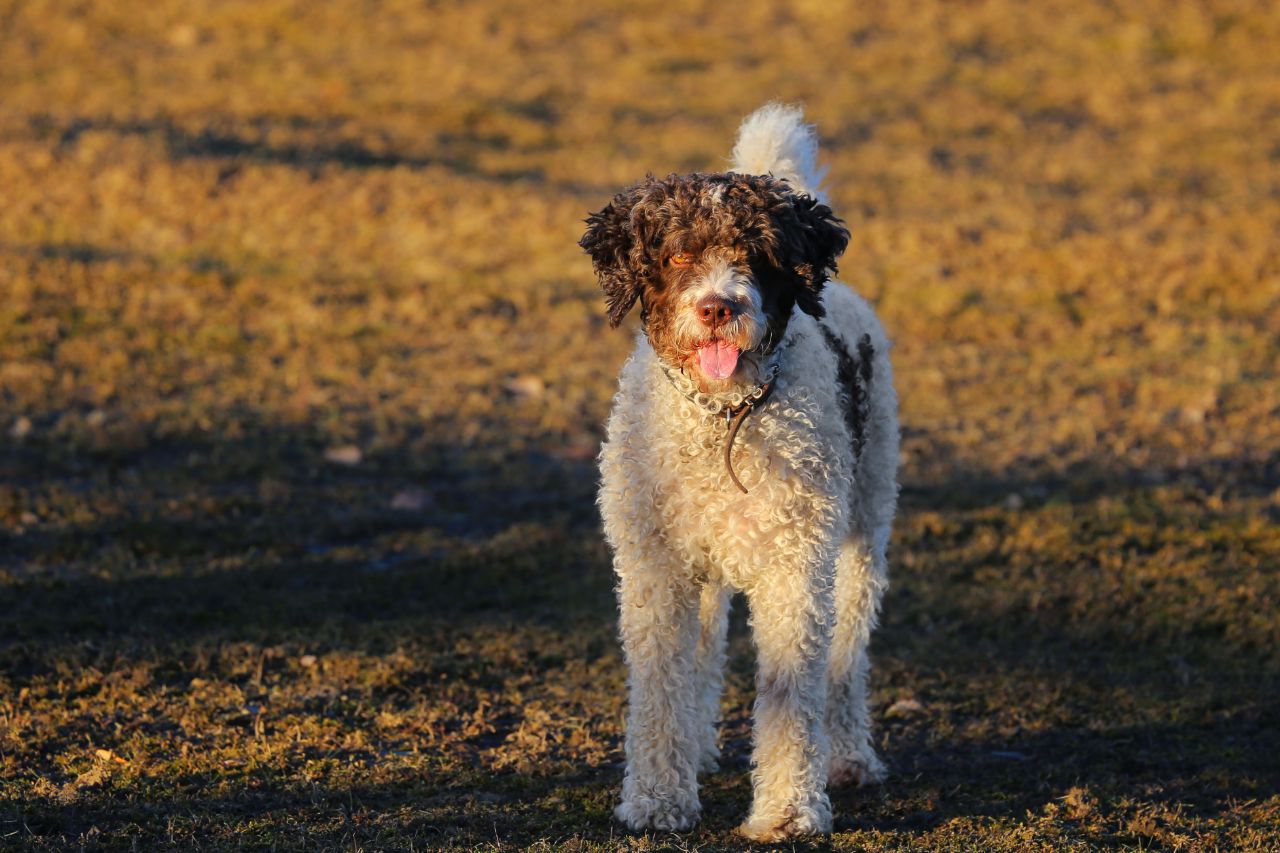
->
[580,172,848,392]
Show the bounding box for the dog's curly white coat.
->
[597,105,899,840]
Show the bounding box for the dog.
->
[580,104,899,841]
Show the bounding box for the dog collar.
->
[660,357,781,495]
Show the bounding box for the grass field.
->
[2,0,1279,849]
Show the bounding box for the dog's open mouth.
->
[694,340,741,380]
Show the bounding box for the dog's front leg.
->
[694,581,731,773]
[614,561,703,832]
[740,565,835,841]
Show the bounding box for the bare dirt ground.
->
[1,1,1278,849]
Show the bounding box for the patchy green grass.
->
[1,0,1278,849]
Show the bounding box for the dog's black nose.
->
[697,296,735,329]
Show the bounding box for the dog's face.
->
[580,173,849,392]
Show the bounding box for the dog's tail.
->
[730,103,828,202]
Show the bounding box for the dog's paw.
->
[738,799,832,842]
[614,796,700,833]
[828,747,887,787]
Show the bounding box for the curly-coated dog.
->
[580,104,899,841]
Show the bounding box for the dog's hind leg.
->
[825,534,888,787]
[827,315,897,788]
[693,581,731,773]
[613,561,704,832]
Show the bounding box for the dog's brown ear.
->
[580,180,660,328]
[775,193,849,319]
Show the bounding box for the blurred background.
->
[1,1,1277,849]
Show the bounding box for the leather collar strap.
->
[660,348,785,495]
[722,378,775,493]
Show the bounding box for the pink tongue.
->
[696,341,741,380]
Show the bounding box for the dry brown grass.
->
[2,0,1278,849]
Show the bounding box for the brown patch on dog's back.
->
[819,326,874,462]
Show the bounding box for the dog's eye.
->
[667,252,694,268]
